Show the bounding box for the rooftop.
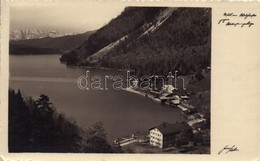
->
[151,122,192,135]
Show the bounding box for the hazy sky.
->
[10,2,126,33]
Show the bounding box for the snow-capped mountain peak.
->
[10,29,77,40]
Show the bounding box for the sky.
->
[10,2,126,33]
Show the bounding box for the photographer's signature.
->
[218,145,239,155]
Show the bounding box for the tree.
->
[35,94,55,117]
[8,89,31,152]
[84,122,113,153]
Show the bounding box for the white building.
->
[150,128,164,148]
[150,122,193,149]
[161,85,176,93]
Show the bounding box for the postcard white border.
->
[1,1,260,161]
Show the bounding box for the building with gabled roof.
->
[149,122,193,148]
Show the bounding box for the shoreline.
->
[122,87,161,103]
[62,62,208,132]
[63,61,134,72]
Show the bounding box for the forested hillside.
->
[9,89,115,153]
[76,7,166,59]
[99,8,211,76]
[61,7,211,76]
[9,43,62,55]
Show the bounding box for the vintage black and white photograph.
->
[9,4,211,153]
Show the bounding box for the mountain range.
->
[9,31,95,55]
[61,7,211,76]
[10,29,78,40]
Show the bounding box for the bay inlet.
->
[9,55,185,143]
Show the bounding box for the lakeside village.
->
[114,68,210,153]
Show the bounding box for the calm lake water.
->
[9,55,185,142]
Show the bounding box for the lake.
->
[9,55,185,143]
